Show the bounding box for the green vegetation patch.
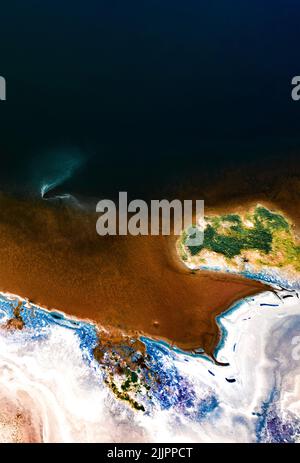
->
[254,206,289,231]
[185,206,294,260]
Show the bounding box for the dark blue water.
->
[0,0,299,199]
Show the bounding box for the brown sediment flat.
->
[0,193,268,355]
[0,393,42,443]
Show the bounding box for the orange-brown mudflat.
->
[0,193,269,356]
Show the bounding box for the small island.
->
[179,205,300,282]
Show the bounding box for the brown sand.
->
[0,193,268,355]
[0,393,42,443]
